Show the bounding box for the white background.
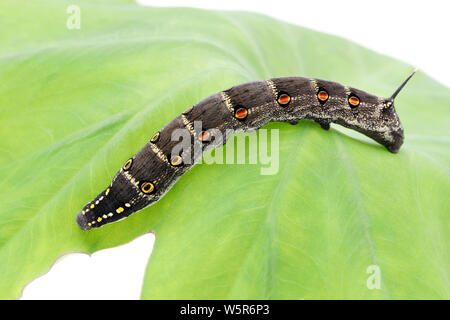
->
[21,0,449,299]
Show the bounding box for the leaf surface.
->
[0,0,448,299]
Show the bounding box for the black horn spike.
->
[390,68,418,101]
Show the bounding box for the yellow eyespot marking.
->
[97,217,102,223]
[116,207,124,214]
[82,210,85,215]
[90,204,95,209]
[88,223,91,227]
[123,158,133,171]
[106,188,110,195]
[150,131,160,143]
[141,182,155,194]
[170,155,183,167]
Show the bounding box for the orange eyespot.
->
[141,182,155,194]
[234,107,248,120]
[183,106,193,115]
[122,158,133,171]
[198,130,211,142]
[170,155,183,167]
[317,90,329,102]
[150,131,160,143]
[348,95,360,107]
[277,93,291,106]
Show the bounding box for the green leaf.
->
[0,1,448,299]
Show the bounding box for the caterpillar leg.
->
[315,119,331,130]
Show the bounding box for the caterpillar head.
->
[333,70,415,153]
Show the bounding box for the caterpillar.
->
[76,72,415,230]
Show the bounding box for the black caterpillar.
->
[76,72,415,230]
